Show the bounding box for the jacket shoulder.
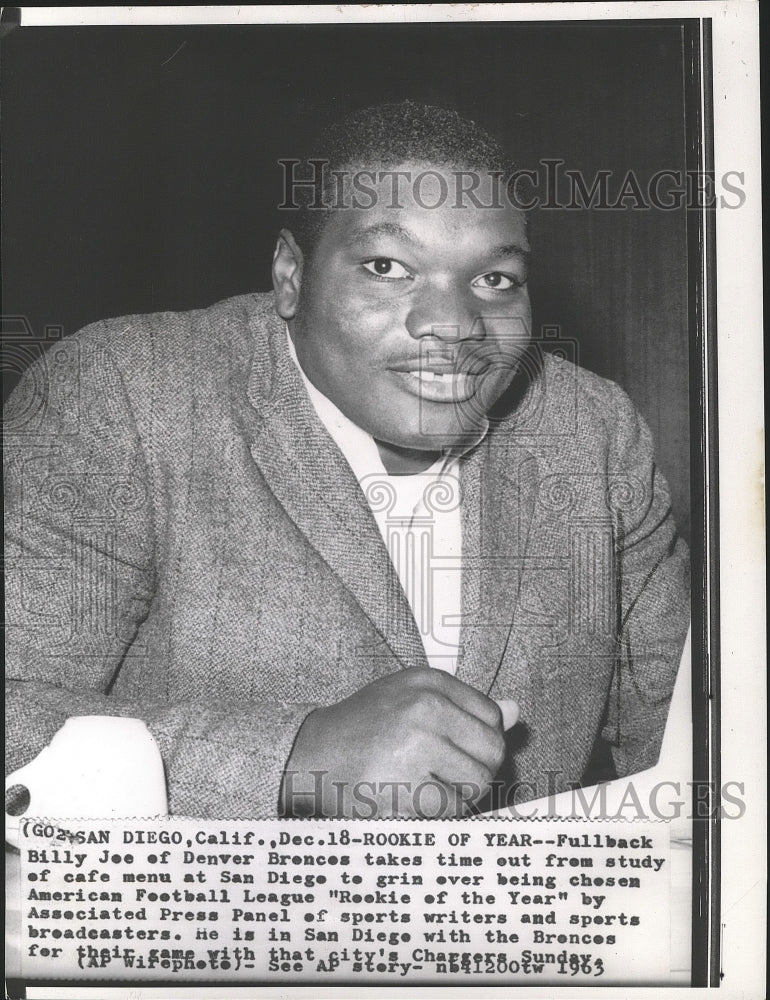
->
[67,291,275,367]
[501,351,637,442]
[5,292,277,441]
[546,351,633,408]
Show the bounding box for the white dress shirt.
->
[286,329,466,674]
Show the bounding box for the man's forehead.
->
[327,202,529,257]
[340,216,529,255]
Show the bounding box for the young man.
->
[4,102,690,819]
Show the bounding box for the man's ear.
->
[272,229,305,320]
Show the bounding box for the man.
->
[4,102,690,820]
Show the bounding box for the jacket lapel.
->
[457,422,540,696]
[244,307,428,672]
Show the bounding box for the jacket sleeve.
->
[599,380,691,777]
[4,331,314,819]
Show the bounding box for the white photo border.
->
[3,4,765,999]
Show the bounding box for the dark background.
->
[1,20,691,541]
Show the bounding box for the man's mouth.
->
[388,348,520,405]
[393,368,476,403]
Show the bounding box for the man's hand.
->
[280,668,518,818]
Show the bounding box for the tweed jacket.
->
[4,293,690,818]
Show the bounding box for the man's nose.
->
[405,287,485,342]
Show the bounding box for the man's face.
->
[274,163,532,453]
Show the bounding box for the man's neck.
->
[374,439,443,476]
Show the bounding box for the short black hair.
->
[283,100,516,259]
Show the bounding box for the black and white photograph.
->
[2,4,764,998]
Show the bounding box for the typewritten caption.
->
[16,818,673,983]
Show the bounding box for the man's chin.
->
[382,417,490,455]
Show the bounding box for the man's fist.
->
[280,668,518,818]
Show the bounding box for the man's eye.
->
[362,258,412,280]
[472,272,521,290]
